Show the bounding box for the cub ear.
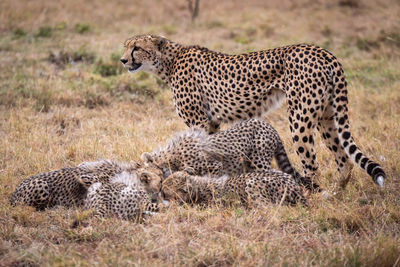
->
[141,152,153,163]
[77,175,97,188]
[184,167,195,175]
[139,172,150,184]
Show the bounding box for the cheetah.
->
[10,160,163,210]
[120,35,386,189]
[141,118,315,190]
[83,174,160,220]
[156,170,307,207]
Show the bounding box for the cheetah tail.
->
[274,140,298,177]
[274,139,321,192]
[332,64,386,187]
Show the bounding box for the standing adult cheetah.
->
[120,35,386,188]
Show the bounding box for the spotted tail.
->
[331,62,386,187]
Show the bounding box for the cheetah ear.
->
[141,152,153,163]
[77,175,96,188]
[184,167,195,175]
[155,36,166,50]
[139,172,150,184]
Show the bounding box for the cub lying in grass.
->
[10,160,162,212]
[158,169,308,207]
[82,172,161,220]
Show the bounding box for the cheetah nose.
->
[120,58,128,64]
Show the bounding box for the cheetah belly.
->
[209,88,285,123]
[260,88,286,115]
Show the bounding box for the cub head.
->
[141,152,175,178]
[161,171,193,203]
[120,35,167,74]
[135,161,164,200]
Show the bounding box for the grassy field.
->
[1,0,400,265]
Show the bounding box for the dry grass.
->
[0,0,400,266]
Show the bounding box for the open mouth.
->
[128,62,142,72]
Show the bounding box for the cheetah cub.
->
[83,175,160,220]
[142,118,317,191]
[159,170,307,207]
[10,160,162,211]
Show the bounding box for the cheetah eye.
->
[133,46,150,55]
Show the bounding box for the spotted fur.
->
[121,35,386,188]
[84,180,159,220]
[160,170,307,207]
[10,160,163,210]
[142,119,314,190]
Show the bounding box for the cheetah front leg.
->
[172,91,219,133]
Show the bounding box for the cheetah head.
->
[141,152,175,178]
[120,35,167,74]
[161,171,194,203]
[9,189,24,207]
[134,161,164,201]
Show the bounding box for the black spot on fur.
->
[342,131,351,140]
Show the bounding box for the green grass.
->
[75,23,90,34]
[35,25,53,38]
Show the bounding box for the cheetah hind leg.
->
[317,108,355,189]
